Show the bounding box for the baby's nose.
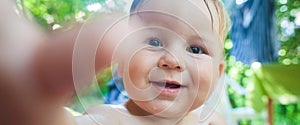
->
[157,52,185,72]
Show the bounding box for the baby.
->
[77,0,229,124]
[0,0,229,125]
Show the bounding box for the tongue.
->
[165,83,181,88]
[153,82,181,89]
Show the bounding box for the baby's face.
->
[117,0,225,118]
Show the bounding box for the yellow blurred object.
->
[64,107,82,116]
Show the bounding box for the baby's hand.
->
[0,0,127,124]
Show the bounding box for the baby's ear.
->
[218,60,226,78]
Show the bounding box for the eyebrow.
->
[178,32,204,42]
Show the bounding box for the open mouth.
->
[151,80,184,96]
[152,81,183,89]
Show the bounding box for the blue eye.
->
[148,39,162,47]
[187,46,204,54]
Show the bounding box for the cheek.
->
[127,50,157,89]
[124,50,165,101]
[187,58,214,109]
[189,58,213,88]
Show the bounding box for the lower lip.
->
[152,83,183,96]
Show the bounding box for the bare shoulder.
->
[75,104,129,125]
[183,108,227,125]
[208,111,228,125]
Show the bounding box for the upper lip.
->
[164,80,180,85]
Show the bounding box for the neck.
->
[125,99,189,125]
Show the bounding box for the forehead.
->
[131,0,221,45]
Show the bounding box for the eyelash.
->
[186,45,207,55]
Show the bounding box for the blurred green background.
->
[18,0,300,124]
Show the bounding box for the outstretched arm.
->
[0,0,127,124]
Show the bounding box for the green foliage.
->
[224,38,252,108]
[270,1,300,124]
[224,0,300,124]
[21,0,91,30]
[274,103,300,125]
[96,67,113,96]
[69,67,112,113]
[276,0,300,65]
[19,0,127,30]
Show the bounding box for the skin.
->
[0,0,227,125]
[82,0,226,124]
[0,0,127,124]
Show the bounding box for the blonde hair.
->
[206,0,231,41]
[130,0,231,42]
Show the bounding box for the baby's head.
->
[116,0,229,119]
[129,0,229,42]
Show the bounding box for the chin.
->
[154,110,189,119]
[137,100,191,118]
